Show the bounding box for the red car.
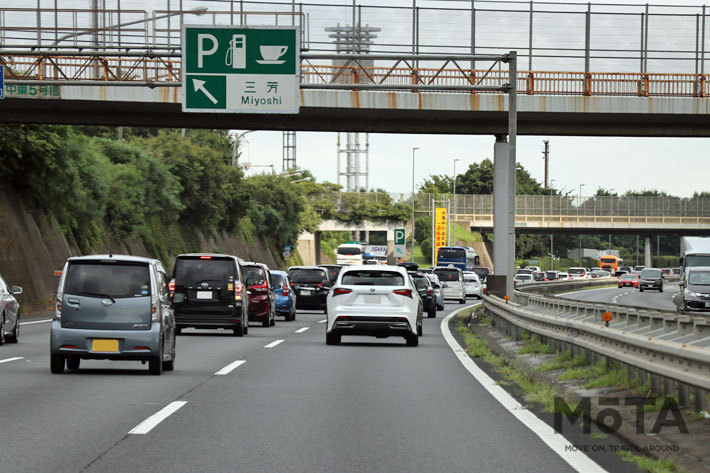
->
[618,273,640,288]
[241,262,276,327]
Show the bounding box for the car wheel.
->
[5,315,19,343]
[233,321,245,337]
[175,326,182,335]
[639,287,644,292]
[262,314,270,327]
[270,312,276,326]
[0,315,5,346]
[406,334,419,347]
[66,357,80,370]
[291,308,296,321]
[324,306,328,315]
[459,298,465,304]
[427,307,436,318]
[162,347,175,371]
[659,287,663,293]
[50,354,65,374]
[326,332,341,345]
[149,344,163,375]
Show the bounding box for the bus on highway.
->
[599,255,624,272]
[436,246,479,270]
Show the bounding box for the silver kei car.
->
[50,255,176,375]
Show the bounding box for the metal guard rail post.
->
[482,292,710,411]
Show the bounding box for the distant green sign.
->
[182,26,299,113]
[394,229,406,246]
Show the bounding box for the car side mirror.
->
[11,286,22,295]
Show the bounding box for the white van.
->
[433,266,466,304]
[336,243,363,265]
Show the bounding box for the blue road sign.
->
[0,66,4,99]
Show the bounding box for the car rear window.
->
[641,269,661,278]
[270,273,285,286]
[242,266,265,285]
[341,270,405,286]
[175,257,235,286]
[337,246,362,255]
[410,275,429,290]
[64,261,151,299]
[434,269,460,281]
[289,269,327,283]
[473,268,489,279]
[464,275,478,282]
[321,266,342,283]
[569,268,585,275]
[620,274,637,280]
[689,271,710,285]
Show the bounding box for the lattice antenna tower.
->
[326,23,380,192]
[283,131,297,171]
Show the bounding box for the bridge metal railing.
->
[482,284,710,410]
[6,51,710,99]
[307,192,710,220]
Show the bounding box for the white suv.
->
[326,266,422,346]
[568,267,588,279]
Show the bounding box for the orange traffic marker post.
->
[602,311,612,327]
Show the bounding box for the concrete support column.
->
[678,383,690,407]
[664,378,675,397]
[650,374,661,395]
[695,388,707,412]
[315,231,322,265]
[645,236,652,268]
[626,365,637,382]
[493,134,515,297]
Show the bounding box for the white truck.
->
[680,237,710,276]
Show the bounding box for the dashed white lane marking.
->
[128,401,187,435]
[295,327,310,333]
[215,360,246,376]
[317,319,327,324]
[20,319,52,325]
[441,307,608,473]
[264,339,285,348]
[0,357,24,364]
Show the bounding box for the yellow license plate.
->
[92,339,119,352]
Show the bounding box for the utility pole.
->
[542,139,550,189]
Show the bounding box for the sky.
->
[8,0,710,198]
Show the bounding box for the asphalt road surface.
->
[558,282,680,312]
[2,302,618,473]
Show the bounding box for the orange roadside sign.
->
[602,311,612,322]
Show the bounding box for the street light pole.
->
[550,179,555,270]
[232,130,255,167]
[451,158,460,246]
[578,183,585,265]
[411,147,420,263]
[608,188,615,252]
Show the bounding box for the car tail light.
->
[168,280,175,295]
[282,284,289,297]
[317,282,324,288]
[60,345,77,349]
[234,282,244,301]
[333,288,352,296]
[151,301,158,321]
[54,298,62,320]
[200,255,212,260]
[133,347,150,351]
[337,316,350,321]
[427,288,433,296]
[393,289,412,298]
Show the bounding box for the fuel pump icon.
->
[226,34,246,69]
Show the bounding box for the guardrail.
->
[481,283,710,412]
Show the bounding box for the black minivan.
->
[288,266,329,313]
[171,254,248,336]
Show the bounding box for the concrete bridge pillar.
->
[645,236,652,267]
[493,134,515,296]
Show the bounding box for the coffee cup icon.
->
[258,45,288,63]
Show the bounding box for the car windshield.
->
[410,275,429,290]
[641,269,661,278]
[337,247,361,255]
[270,273,285,287]
[620,274,637,281]
[64,261,151,299]
[341,270,404,286]
[516,275,532,280]
[175,257,234,286]
[242,266,265,285]
[569,268,585,275]
[289,269,326,284]
[438,248,465,259]
[689,271,710,285]
[434,269,459,281]
[472,268,489,278]
[546,272,556,277]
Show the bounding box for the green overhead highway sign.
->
[182,26,299,113]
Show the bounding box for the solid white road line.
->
[317,319,327,324]
[20,319,52,325]
[264,339,285,348]
[295,327,310,333]
[215,360,246,376]
[128,401,188,435]
[0,357,24,364]
[441,307,608,473]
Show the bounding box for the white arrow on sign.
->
[192,78,218,104]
